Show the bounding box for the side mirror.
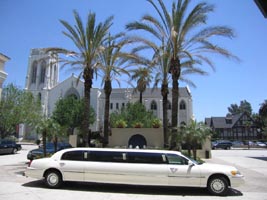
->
[188,160,195,166]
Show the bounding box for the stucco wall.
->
[109,128,164,148]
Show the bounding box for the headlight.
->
[231,170,241,176]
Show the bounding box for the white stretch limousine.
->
[25,148,244,195]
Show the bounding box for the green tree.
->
[228,103,240,115]
[45,10,113,146]
[0,84,42,139]
[97,33,131,145]
[228,100,252,115]
[110,102,158,128]
[259,100,267,137]
[172,120,211,160]
[126,0,238,131]
[52,96,95,135]
[36,118,61,157]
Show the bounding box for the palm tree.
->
[97,33,132,145]
[127,0,238,130]
[36,118,60,157]
[125,37,172,146]
[176,119,211,160]
[45,10,113,146]
[131,67,153,104]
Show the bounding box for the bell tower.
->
[25,48,59,116]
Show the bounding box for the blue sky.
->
[1,0,266,121]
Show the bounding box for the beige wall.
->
[109,128,212,159]
[109,128,164,148]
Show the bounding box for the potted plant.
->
[152,119,161,128]
[133,122,143,128]
[115,119,127,128]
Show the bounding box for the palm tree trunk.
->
[171,57,181,128]
[104,80,112,147]
[161,83,169,147]
[139,91,143,104]
[82,67,93,147]
[43,130,47,157]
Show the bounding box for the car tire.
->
[44,170,62,188]
[12,148,18,154]
[207,176,229,196]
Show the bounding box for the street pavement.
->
[0,145,267,200]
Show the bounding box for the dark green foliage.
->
[110,102,159,128]
[52,96,95,135]
[0,84,42,139]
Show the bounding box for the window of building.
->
[116,103,119,110]
[122,103,125,108]
[167,100,171,110]
[38,93,42,102]
[150,100,157,110]
[40,61,46,83]
[31,61,37,83]
[179,100,186,110]
[110,103,113,110]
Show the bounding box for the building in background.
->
[205,113,260,140]
[0,53,10,100]
[24,48,193,141]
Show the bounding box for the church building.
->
[24,48,193,142]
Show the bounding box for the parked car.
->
[27,142,72,160]
[0,139,22,155]
[255,142,266,147]
[25,148,245,196]
[212,141,232,150]
[231,141,244,147]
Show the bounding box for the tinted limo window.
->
[61,150,84,161]
[127,152,166,164]
[88,151,126,162]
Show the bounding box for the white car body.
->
[25,148,244,195]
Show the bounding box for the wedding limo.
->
[25,148,244,195]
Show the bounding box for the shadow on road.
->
[22,180,243,197]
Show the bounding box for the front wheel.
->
[44,170,62,188]
[207,176,229,196]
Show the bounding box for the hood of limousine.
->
[199,162,238,175]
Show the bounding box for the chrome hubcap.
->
[48,173,58,186]
[211,179,225,193]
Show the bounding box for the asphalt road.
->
[0,145,267,200]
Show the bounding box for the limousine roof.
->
[52,148,182,159]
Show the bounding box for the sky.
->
[1,0,267,121]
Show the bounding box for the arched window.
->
[180,100,186,110]
[31,61,37,83]
[40,60,46,83]
[38,93,42,102]
[167,100,172,110]
[150,100,157,110]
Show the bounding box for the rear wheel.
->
[207,176,229,196]
[44,170,62,188]
[12,148,18,154]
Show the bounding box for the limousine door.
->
[59,150,87,181]
[166,154,201,187]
